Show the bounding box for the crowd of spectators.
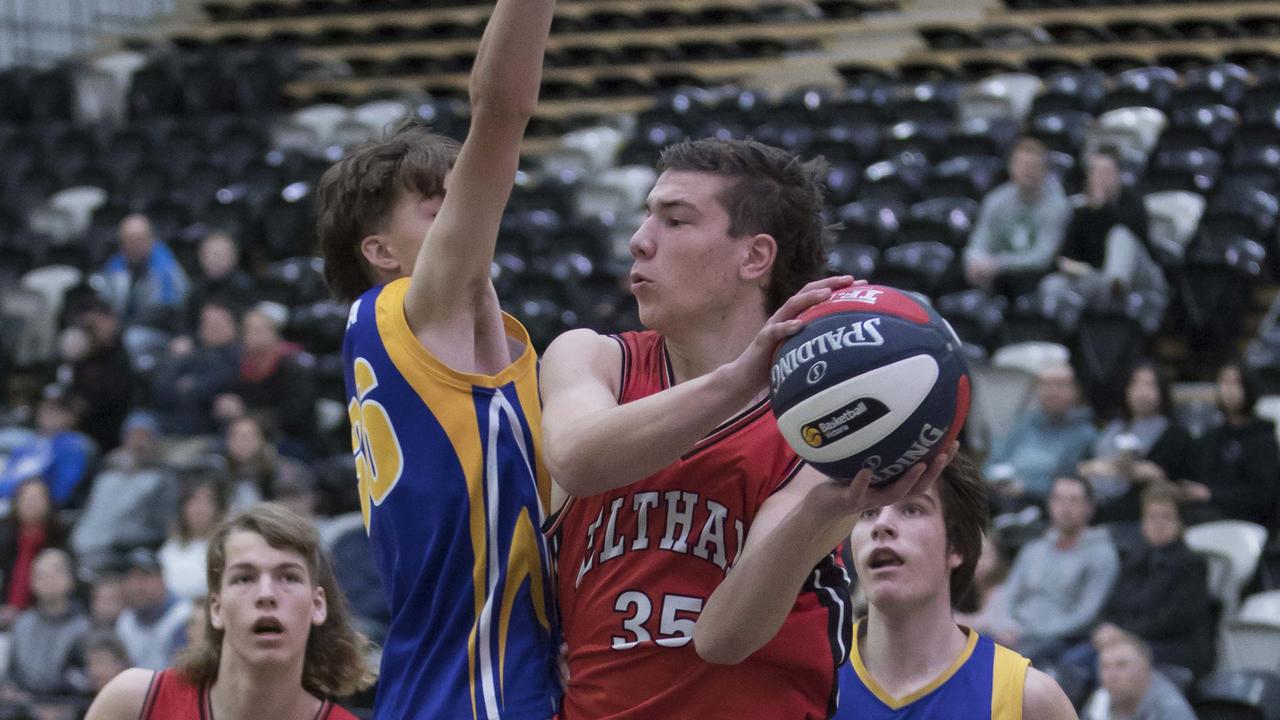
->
[0,103,1277,718]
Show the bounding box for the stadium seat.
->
[960,72,1044,124]
[1193,669,1280,720]
[935,289,1007,355]
[1222,591,1280,672]
[1092,106,1168,159]
[836,198,906,249]
[1186,521,1269,618]
[1144,190,1206,267]
[1000,289,1084,347]
[876,241,958,298]
[827,241,879,280]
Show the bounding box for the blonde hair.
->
[176,504,376,697]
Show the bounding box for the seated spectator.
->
[1006,476,1120,667]
[1082,631,1196,720]
[1041,146,1166,311]
[0,478,70,628]
[185,231,256,329]
[221,414,314,512]
[5,548,91,698]
[68,299,135,453]
[1183,360,1280,530]
[964,137,1071,298]
[150,300,242,437]
[115,548,190,671]
[214,303,317,456]
[70,412,178,570]
[953,533,1018,647]
[91,213,189,332]
[1079,360,1194,523]
[0,390,96,505]
[89,571,126,632]
[984,363,1097,507]
[158,473,229,601]
[84,631,131,695]
[1063,485,1215,682]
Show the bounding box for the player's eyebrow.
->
[644,198,699,214]
[227,561,308,574]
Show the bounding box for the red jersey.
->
[549,331,851,720]
[139,668,358,720]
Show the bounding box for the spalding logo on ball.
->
[769,285,970,486]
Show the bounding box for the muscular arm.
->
[541,277,852,497]
[694,457,947,665]
[1023,667,1079,720]
[402,0,555,368]
[85,668,154,720]
[539,330,758,497]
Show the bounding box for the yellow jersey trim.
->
[851,620,980,710]
[991,642,1030,720]
[376,277,537,391]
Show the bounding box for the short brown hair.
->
[1141,482,1184,518]
[176,504,375,697]
[316,120,460,303]
[1011,136,1049,158]
[937,453,989,606]
[657,138,832,313]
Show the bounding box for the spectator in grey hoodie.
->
[964,137,1071,298]
[1006,475,1120,667]
[70,412,177,572]
[5,548,91,698]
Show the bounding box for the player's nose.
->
[629,219,656,259]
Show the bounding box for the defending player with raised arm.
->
[315,1,561,718]
[540,138,954,719]
[835,455,1077,720]
[86,504,373,720]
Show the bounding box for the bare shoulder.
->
[85,668,156,720]
[1023,666,1079,720]
[541,328,622,380]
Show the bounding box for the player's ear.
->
[359,234,399,274]
[947,544,964,571]
[311,585,328,626]
[740,233,777,283]
[209,593,225,631]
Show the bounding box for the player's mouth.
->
[867,548,904,571]
[629,272,653,290]
[252,616,286,639]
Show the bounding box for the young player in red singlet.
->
[86,504,373,720]
[541,138,954,719]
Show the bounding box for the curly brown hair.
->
[176,504,375,698]
[656,138,833,313]
[316,119,460,303]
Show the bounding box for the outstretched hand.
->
[808,442,960,522]
[722,275,858,396]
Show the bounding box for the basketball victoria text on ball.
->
[770,285,970,486]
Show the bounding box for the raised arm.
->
[403,0,556,343]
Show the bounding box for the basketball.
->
[770,285,971,486]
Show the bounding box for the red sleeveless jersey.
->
[549,331,852,720]
[140,668,358,720]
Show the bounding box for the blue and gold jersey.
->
[835,622,1029,720]
[343,278,560,720]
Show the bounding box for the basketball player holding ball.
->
[837,455,1077,719]
[315,1,561,718]
[540,138,955,719]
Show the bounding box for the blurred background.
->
[1,0,1280,717]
